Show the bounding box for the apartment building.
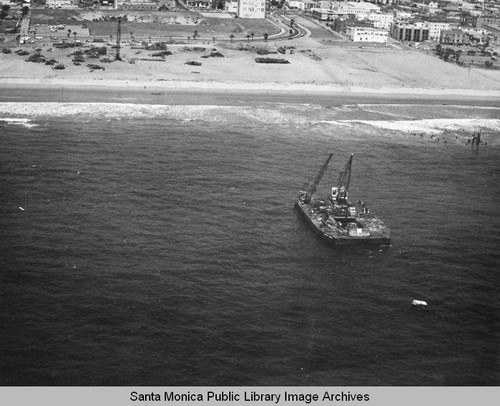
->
[367,12,394,30]
[391,22,429,42]
[440,29,466,45]
[427,21,451,40]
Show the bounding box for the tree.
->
[21,6,29,16]
[442,48,454,62]
[67,29,72,39]
[290,18,295,27]
[193,30,198,39]
[289,29,293,38]
[263,33,269,42]
[230,34,234,43]
[73,32,77,41]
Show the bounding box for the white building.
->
[285,0,315,10]
[350,26,388,43]
[427,21,451,40]
[333,1,380,19]
[367,12,394,30]
[237,0,266,18]
[45,0,78,8]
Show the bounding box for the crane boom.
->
[336,153,353,202]
[301,153,333,203]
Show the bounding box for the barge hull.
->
[294,201,390,246]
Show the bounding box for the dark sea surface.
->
[0,97,499,386]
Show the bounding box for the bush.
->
[72,55,85,63]
[146,42,168,51]
[26,53,46,63]
[87,64,105,71]
[151,50,173,57]
[185,61,202,66]
[1,48,12,54]
[53,63,66,70]
[45,59,58,66]
[255,57,290,64]
[201,51,224,59]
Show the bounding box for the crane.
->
[300,153,333,204]
[333,153,353,203]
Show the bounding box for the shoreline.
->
[2,79,500,107]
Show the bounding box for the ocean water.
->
[0,99,499,386]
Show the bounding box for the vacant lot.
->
[29,10,280,40]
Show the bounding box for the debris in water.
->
[412,299,427,307]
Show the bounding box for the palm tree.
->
[230,34,234,43]
[67,29,72,39]
[246,34,251,42]
[73,32,77,41]
[250,32,254,41]
[263,33,269,42]
[289,29,293,38]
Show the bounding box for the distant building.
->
[225,0,238,12]
[311,9,336,22]
[185,0,211,8]
[367,12,394,30]
[333,1,380,19]
[427,21,451,40]
[391,22,429,42]
[237,0,265,18]
[119,0,158,10]
[440,29,466,44]
[285,0,315,10]
[350,26,388,43]
[45,0,78,8]
[476,15,500,29]
[333,16,372,35]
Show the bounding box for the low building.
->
[237,0,266,18]
[391,22,429,42]
[285,0,315,10]
[185,0,211,8]
[476,16,500,29]
[440,29,466,45]
[333,1,380,20]
[45,0,78,8]
[311,8,336,22]
[333,16,372,35]
[120,0,158,10]
[350,26,388,43]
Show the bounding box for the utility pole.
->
[115,17,122,61]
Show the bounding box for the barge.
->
[295,154,390,245]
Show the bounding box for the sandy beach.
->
[2,28,500,105]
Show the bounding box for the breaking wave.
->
[0,102,499,136]
[336,118,500,135]
[0,118,39,128]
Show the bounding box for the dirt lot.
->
[29,10,280,40]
